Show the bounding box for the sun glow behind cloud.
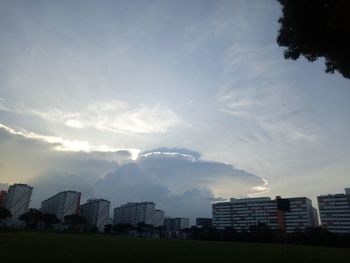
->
[0,123,140,159]
[0,100,182,135]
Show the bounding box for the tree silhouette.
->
[248,223,276,243]
[277,0,350,79]
[112,223,134,234]
[19,209,43,228]
[104,224,113,234]
[42,213,60,228]
[64,214,87,231]
[0,207,12,220]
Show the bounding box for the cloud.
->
[0,123,133,183]
[218,84,321,144]
[0,125,266,222]
[0,183,9,191]
[0,123,140,157]
[94,148,267,221]
[29,170,94,208]
[0,99,182,135]
[0,98,11,112]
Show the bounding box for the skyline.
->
[1,0,350,221]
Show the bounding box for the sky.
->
[0,0,349,222]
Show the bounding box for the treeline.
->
[1,207,350,248]
[189,224,350,248]
[0,208,93,232]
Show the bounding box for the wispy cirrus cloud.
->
[218,84,321,143]
[215,28,321,144]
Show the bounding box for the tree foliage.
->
[64,214,87,231]
[277,0,350,79]
[19,209,43,228]
[18,209,59,229]
[42,213,60,228]
[0,207,12,220]
[112,223,135,234]
[104,224,113,234]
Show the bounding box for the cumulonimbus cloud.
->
[0,124,267,221]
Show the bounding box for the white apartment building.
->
[213,196,318,233]
[150,209,165,227]
[318,188,350,234]
[4,184,33,225]
[41,190,81,221]
[164,217,189,232]
[213,197,278,231]
[113,202,164,227]
[80,198,110,231]
[284,197,319,232]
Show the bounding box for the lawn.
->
[1,231,349,263]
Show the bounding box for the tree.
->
[112,223,134,235]
[277,0,350,79]
[0,207,11,220]
[104,224,113,234]
[248,223,276,243]
[42,213,60,228]
[64,214,87,231]
[19,209,43,228]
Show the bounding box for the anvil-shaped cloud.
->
[0,124,267,221]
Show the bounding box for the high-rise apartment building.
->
[80,198,110,231]
[318,188,350,234]
[164,217,189,232]
[113,202,164,227]
[4,184,33,225]
[196,218,212,227]
[212,196,318,233]
[284,197,319,232]
[151,209,165,227]
[41,190,81,221]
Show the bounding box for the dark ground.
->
[1,231,350,262]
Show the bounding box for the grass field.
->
[1,231,350,263]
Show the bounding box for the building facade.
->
[213,196,317,233]
[318,188,350,234]
[164,217,189,232]
[150,209,165,227]
[41,190,81,221]
[80,198,111,231]
[284,197,319,232]
[196,218,212,227]
[113,202,164,227]
[4,184,33,225]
